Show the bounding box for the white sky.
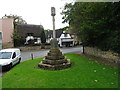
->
[0,0,74,30]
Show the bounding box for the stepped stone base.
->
[38,39,72,70]
[38,59,71,70]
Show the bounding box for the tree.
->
[41,30,46,49]
[12,29,25,47]
[2,14,27,28]
[61,2,120,53]
[41,31,46,43]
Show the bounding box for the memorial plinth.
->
[38,38,71,70]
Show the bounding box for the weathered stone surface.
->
[47,51,62,56]
[50,38,59,48]
[38,38,72,70]
[42,59,68,65]
[38,59,71,70]
[45,55,64,60]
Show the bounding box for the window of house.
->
[0,32,2,40]
[64,33,67,37]
[27,33,34,36]
[34,39,37,42]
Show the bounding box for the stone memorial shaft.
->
[38,7,71,70]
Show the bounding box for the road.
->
[21,46,83,62]
[0,46,83,76]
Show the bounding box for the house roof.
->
[16,24,44,38]
[45,29,63,39]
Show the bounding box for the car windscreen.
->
[0,52,12,59]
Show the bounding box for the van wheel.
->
[8,63,12,70]
[18,58,21,64]
[18,60,20,64]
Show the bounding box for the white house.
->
[46,30,75,47]
[58,31,75,47]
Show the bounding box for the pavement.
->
[0,46,83,76]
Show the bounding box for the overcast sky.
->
[1,0,118,30]
[0,0,74,30]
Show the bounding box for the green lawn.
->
[2,54,119,88]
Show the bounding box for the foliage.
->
[2,14,27,28]
[2,54,118,88]
[40,30,46,49]
[41,30,46,43]
[28,39,34,45]
[58,26,69,31]
[12,29,25,47]
[61,2,120,53]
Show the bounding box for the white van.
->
[0,48,21,70]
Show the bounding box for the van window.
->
[12,52,16,59]
[0,52,12,59]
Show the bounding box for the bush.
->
[13,29,25,47]
[14,37,25,47]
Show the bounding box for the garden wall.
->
[2,42,14,49]
[84,47,120,63]
[18,45,50,51]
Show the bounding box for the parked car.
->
[0,48,21,71]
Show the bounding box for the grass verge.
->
[2,54,119,88]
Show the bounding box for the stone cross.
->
[51,7,56,39]
[38,7,71,70]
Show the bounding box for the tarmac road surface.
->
[21,46,83,62]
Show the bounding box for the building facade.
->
[0,18,14,49]
[58,31,75,47]
[46,30,75,47]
